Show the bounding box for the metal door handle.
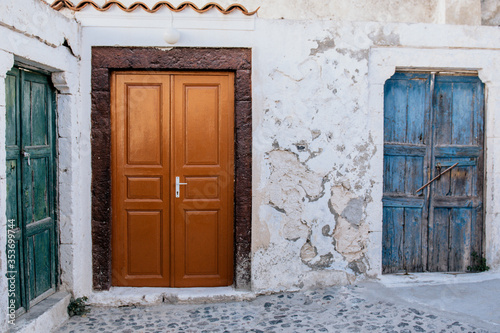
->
[175,176,188,198]
[22,151,31,166]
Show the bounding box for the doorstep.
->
[377,270,500,288]
[89,286,257,307]
[8,291,71,333]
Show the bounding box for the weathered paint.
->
[6,67,58,313]
[429,75,484,272]
[382,73,484,273]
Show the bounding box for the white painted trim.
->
[75,6,255,31]
[378,271,500,288]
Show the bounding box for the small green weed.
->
[467,252,490,273]
[68,296,90,317]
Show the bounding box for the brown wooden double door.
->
[111,72,234,287]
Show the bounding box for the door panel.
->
[126,85,163,165]
[6,68,25,313]
[429,75,484,272]
[5,68,57,313]
[184,210,219,275]
[183,85,220,165]
[126,211,163,276]
[383,73,484,273]
[22,72,57,305]
[112,74,171,286]
[172,74,234,287]
[382,73,430,273]
[112,72,234,287]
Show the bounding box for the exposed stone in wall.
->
[0,0,80,55]
[482,0,500,25]
[251,20,384,292]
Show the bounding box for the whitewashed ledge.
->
[377,271,500,288]
[89,286,257,307]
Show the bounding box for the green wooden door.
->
[5,67,57,315]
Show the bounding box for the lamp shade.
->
[164,27,180,44]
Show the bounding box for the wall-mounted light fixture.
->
[164,11,180,45]
[164,27,180,44]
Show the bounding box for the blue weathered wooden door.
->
[5,67,57,315]
[383,72,484,273]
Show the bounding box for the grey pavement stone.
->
[54,282,500,332]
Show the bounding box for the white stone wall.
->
[72,4,500,297]
[0,0,82,330]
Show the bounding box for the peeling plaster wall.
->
[250,19,500,293]
[0,0,82,329]
[68,4,500,298]
[482,0,500,25]
[252,20,383,292]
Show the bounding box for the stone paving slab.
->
[54,283,498,333]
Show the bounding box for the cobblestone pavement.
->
[55,283,499,333]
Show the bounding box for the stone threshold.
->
[89,286,257,307]
[377,271,500,288]
[9,291,71,333]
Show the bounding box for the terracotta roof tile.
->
[51,0,259,15]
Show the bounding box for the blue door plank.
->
[404,208,423,272]
[430,75,484,272]
[384,155,406,194]
[451,83,474,145]
[405,156,424,193]
[382,207,405,273]
[449,165,472,197]
[384,144,426,157]
[470,207,483,259]
[383,72,430,273]
[406,79,427,145]
[434,82,453,146]
[384,79,408,143]
[448,208,472,271]
[434,146,482,157]
[428,208,450,272]
[473,80,485,146]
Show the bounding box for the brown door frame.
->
[91,47,252,290]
